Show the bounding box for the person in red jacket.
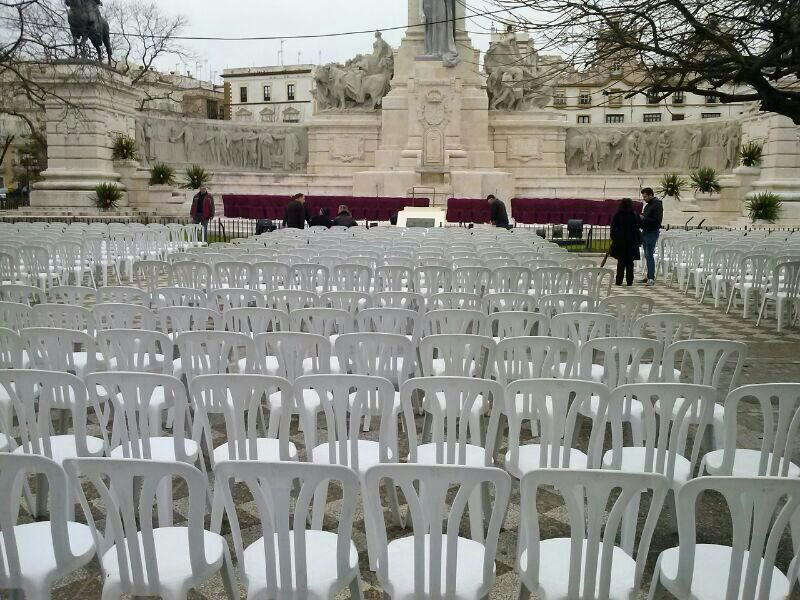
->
[190,186,215,242]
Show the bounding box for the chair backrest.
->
[357,307,420,337]
[538,293,598,318]
[580,337,662,387]
[607,383,717,479]
[157,306,221,336]
[97,286,151,306]
[170,260,213,290]
[719,384,800,477]
[418,334,495,379]
[295,374,398,468]
[212,460,359,597]
[208,287,266,311]
[224,307,289,335]
[251,261,290,291]
[372,290,424,313]
[599,294,655,335]
[0,454,79,588]
[214,261,251,289]
[135,260,172,295]
[332,263,372,292]
[31,303,95,333]
[190,373,294,462]
[0,327,23,371]
[96,329,173,374]
[85,372,189,459]
[771,260,800,297]
[0,369,92,458]
[253,332,331,380]
[48,285,97,306]
[490,266,532,294]
[669,476,800,599]
[573,267,614,297]
[632,313,699,349]
[0,301,31,331]
[152,286,207,308]
[375,265,412,292]
[497,379,610,470]
[662,339,747,393]
[291,263,330,292]
[518,468,669,599]
[485,311,549,339]
[93,303,157,331]
[427,292,483,312]
[482,292,537,314]
[531,267,573,298]
[550,312,619,349]
[320,290,372,315]
[0,284,45,306]
[421,309,485,336]
[364,463,511,598]
[176,330,255,381]
[64,458,213,594]
[266,289,319,312]
[495,336,576,385]
[290,308,355,337]
[413,265,452,296]
[335,332,416,383]
[22,326,96,374]
[452,266,491,296]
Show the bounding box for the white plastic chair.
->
[93,302,158,331]
[333,263,373,292]
[211,460,362,599]
[208,287,266,312]
[22,326,101,379]
[364,463,511,599]
[65,457,236,599]
[630,312,699,382]
[48,284,97,307]
[214,260,251,289]
[32,303,95,333]
[0,301,31,331]
[176,331,255,386]
[321,290,373,315]
[96,328,173,374]
[599,294,655,336]
[336,332,416,389]
[171,260,213,291]
[375,265,412,292]
[489,266,532,294]
[530,266,573,298]
[413,265,452,297]
[135,260,172,295]
[726,253,773,318]
[573,266,614,297]
[421,309,485,337]
[418,334,495,379]
[485,311,548,341]
[97,285,151,306]
[549,313,619,372]
[373,290,424,313]
[517,468,669,600]
[152,286,207,308]
[482,292,537,314]
[251,261,290,291]
[495,336,576,385]
[0,454,95,599]
[291,307,355,341]
[19,245,61,291]
[452,266,491,296]
[0,283,46,306]
[703,384,800,477]
[427,292,483,311]
[538,293,598,318]
[757,261,800,332]
[649,476,800,600]
[357,307,420,342]
[700,248,742,308]
[224,306,289,336]
[266,289,319,313]
[157,306,222,344]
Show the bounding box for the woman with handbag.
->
[609,198,642,286]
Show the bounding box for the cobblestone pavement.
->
[36,270,800,599]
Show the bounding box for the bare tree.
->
[485,0,800,123]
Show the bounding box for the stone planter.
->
[733,165,761,177]
[694,191,721,203]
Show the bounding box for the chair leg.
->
[647,556,665,600]
[517,585,532,600]
[620,490,641,555]
[756,297,769,327]
[220,545,238,600]
[349,577,363,599]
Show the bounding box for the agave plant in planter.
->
[92,183,123,211]
[690,167,721,197]
[182,164,212,189]
[111,133,139,162]
[746,192,783,224]
[739,142,763,168]
[657,172,688,202]
[149,162,176,186]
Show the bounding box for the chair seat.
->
[73,352,108,377]
[430,359,480,378]
[102,528,226,591]
[657,544,791,600]
[243,531,358,597]
[302,356,341,375]
[213,438,298,463]
[384,534,493,598]
[703,449,800,477]
[311,440,390,474]
[12,435,105,464]
[0,522,94,584]
[505,445,588,480]
[110,437,200,462]
[243,356,280,376]
[560,362,604,380]
[107,353,168,373]
[519,538,636,600]
[416,442,487,467]
[602,447,691,488]
[630,363,681,383]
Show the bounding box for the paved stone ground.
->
[24,268,800,599]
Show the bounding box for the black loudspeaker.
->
[255,219,276,235]
[552,224,564,239]
[567,219,584,238]
[535,228,546,238]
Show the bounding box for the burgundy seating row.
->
[511,198,644,226]
[446,198,491,224]
[222,195,429,222]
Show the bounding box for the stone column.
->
[30,62,143,210]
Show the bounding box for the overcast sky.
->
[157,0,501,83]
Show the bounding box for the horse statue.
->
[65,0,113,64]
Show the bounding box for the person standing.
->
[640,187,663,286]
[488,195,510,228]
[610,198,642,287]
[190,186,214,242]
[283,193,310,229]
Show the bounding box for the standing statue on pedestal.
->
[422,0,460,67]
[65,0,113,64]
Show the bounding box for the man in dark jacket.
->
[333,205,358,228]
[190,186,215,242]
[283,193,310,229]
[309,207,333,228]
[640,187,663,285]
[488,195,510,228]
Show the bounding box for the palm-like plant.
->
[739,142,763,168]
[182,164,212,189]
[92,183,123,210]
[690,167,721,194]
[657,172,688,201]
[111,134,139,161]
[746,192,782,223]
[149,162,176,186]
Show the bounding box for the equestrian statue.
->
[65,0,113,64]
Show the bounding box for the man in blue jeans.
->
[639,187,663,286]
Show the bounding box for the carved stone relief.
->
[134,113,308,173]
[507,137,543,163]
[565,121,741,174]
[331,136,366,163]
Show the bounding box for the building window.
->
[608,89,623,107]
[287,84,296,101]
[702,112,721,119]
[610,60,622,74]
[605,114,625,124]
[553,88,567,106]
[643,113,662,122]
[705,94,718,104]
[239,86,248,103]
[646,91,660,105]
[282,107,300,123]
[263,85,271,101]
[578,90,591,106]
[577,115,591,124]
[672,91,685,104]
[672,113,685,121]
[206,99,220,120]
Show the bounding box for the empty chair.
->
[703,384,800,477]
[158,306,222,342]
[171,260,213,291]
[208,287,266,312]
[32,303,95,333]
[0,283,45,306]
[251,261,290,291]
[290,307,355,343]
[336,332,416,388]
[214,260,251,289]
[212,460,361,599]
[700,248,742,308]
[517,469,669,600]
[427,292,483,311]
[489,266,532,294]
[152,286,207,308]
[135,260,172,295]
[0,454,95,599]
[176,330,256,387]
[96,328,173,375]
[266,289,319,313]
[550,312,618,360]
[482,292,537,314]
[375,265,412,292]
[224,306,289,336]
[48,285,97,306]
[650,476,800,600]
[726,252,773,318]
[530,266,573,298]
[333,263,372,292]
[573,266,614,297]
[23,326,101,378]
[373,290,425,313]
[418,334,495,379]
[93,302,157,331]
[495,336,576,385]
[756,261,800,332]
[0,301,31,331]
[599,294,655,336]
[485,311,548,341]
[538,293,598,318]
[631,312,699,382]
[321,290,373,315]
[19,245,60,290]
[65,457,236,599]
[421,309,485,336]
[364,463,511,599]
[452,266,491,296]
[413,265,452,297]
[358,307,420,341]
[97,285,151,305]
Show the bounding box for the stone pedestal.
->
[30,62,142,210]
[750,114,800,202]
[308,112,381,177]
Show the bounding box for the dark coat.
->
[641,198,663,232]
[283,200,310,229]
[489,199,509,227]
[333,212,358,228]
[610,211,642,262]
[309,214,333,228]
[190,192,215,221]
